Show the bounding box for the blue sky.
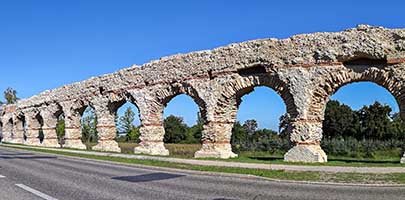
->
[1,0,403,130]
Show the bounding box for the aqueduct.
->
[1,25,404,163]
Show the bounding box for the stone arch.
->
[59,99,93,150]
[74,100,95,117]
[194,72,295,159]
[51,103,65,120]
[105,91,142,119]
[154,82,208,123]
[94,91,142,152]
[38,103,64,147]
[133,83,208,156]
[157,83,208,147]
[26,109,45,145]
[216,73,296,123]
[309,66,404,121]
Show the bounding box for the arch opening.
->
[321,81,404,160]
[231,86,290,156]
[162,94,203,157]
[6,118,14,140]
[55,112,66,147]
[80,106,98,149]
[35,114,44,144]
[16,115,26,142]
[114,101,141,154]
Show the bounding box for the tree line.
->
[323,100,404,141]
[74,100,405,147]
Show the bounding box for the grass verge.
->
[3,144,405,185]
[118,142,405,167]
[5,142,405,167]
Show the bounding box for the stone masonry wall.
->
[1,25,405,163]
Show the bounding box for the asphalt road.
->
[0,147,405,200]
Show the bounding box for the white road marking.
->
[15,184,58,200]
[0,175,5,178]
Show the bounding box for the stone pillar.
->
[12,117,25,144]
[194,94,238,159]
[1,118,11,143]
[134,103,169,156]
[401,154,405,164]
[284,119,327,163]
[62,105,86,150]
[92,102,121,152]
[40,111,61,148]
[24,112,43,146]
[134,125,169,155]
[194,122,238,159]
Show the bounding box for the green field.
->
[79,142,405,167]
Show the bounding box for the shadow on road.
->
[112,173,186,183]
[248,156,283,161]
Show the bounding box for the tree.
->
[187,112,204,143]
[163,115,188,143]
[117,107,139,142]
[127,127,140,142]
[278,113,291,139]
[243,120,258,135]
[56,115,65,146]
[357,102,393,140]
[4,87,18,104]
[231,121,247,152]
[323,100,359,139]
[81,107,98,144]
[390,113,405,140]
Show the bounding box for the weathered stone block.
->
[401,153,405,164]
[63,139,87,150]
[9,137,24,144]
[134,141,169,156]
[92,140,121,152]
[24,137,41,146]
[194,143,237,159]
[40,138,61,148]
[284,144,327,163]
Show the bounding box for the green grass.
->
[115,142,405,167]
[118,143,201,158]
[3,144,405,185]
[10,142,405,167]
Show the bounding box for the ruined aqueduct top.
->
[3,24,405,112]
